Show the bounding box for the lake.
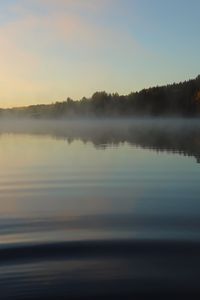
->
[0,119,200,298]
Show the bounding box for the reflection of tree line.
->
[1,119,199,163]
[62,125,200,163]
[1,76,200,118]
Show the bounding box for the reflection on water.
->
[0,118,200,161]
[0,119,200,298]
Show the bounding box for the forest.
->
[1,75,200,118]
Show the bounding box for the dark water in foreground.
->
[1,119,200,298]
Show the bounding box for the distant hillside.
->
[1,75,200,118]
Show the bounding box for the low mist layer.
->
[1,118,200,162]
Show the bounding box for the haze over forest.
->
[1,76,200,118]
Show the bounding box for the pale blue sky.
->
[0,0,199,107]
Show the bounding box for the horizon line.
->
[1,75,199,110]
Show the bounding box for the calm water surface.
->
[0,120,200,298]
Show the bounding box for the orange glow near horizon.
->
[0,0,199,108]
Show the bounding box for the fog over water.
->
[0,118,200,298]
[0,117,200,161]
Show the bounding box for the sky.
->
[0,0,200,108]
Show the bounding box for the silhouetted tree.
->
[2,75,200,118]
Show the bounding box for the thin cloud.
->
[6,0,140,54]
[0,0,142,107]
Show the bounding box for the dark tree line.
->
[1,75,200,118]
